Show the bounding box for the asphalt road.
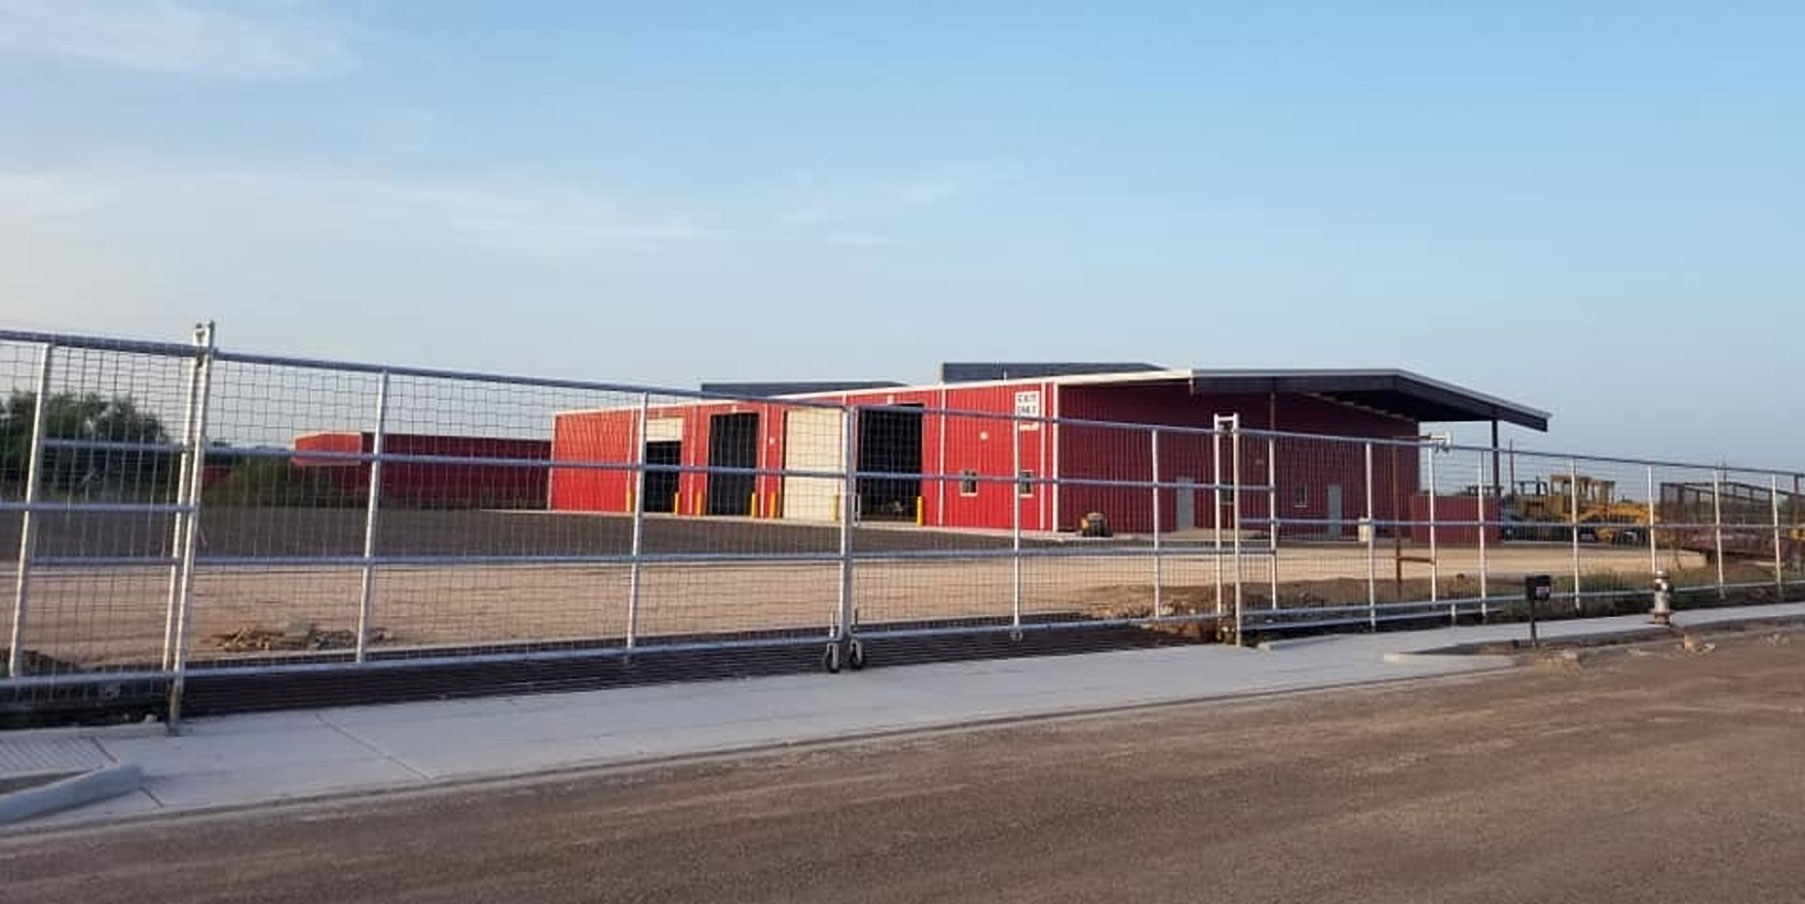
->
[5,631,1804,903]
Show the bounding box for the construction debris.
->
[205,622,391,653]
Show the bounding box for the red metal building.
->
[549,366,1548,535]
[294,432,552,509]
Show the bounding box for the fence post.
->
[1647,466,1659,578]
[1150,428,1162,618]
[1229,415,1244,641]
[354,370,390,664]
[1267,436,1278,609]
[1772,475,1784,598]
[626,393,650,650]
[1211,424,1223,616]
[161,340,206,670]
[1476,455,1489,618]
[1365,441,1376,629]
[6,344,53,679]
[1568,458,1581,611]
[1427,439,1440,611]
[1011,409,1023,634]
[1712,469,1726,599]
[167,323,217,733]
[837,406,857,645]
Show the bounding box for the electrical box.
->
[1524,574,1553,603]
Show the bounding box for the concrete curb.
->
[0,764,144,825]
[1382,651,1515,666]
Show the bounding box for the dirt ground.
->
[0,541,1718,668]
[5,626,1804,903]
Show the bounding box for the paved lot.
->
[4,625,1802,903]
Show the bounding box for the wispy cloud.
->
[779,168,993,227]
[0,169,717,262]
[0,0,356,79]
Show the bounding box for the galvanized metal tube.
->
[1772,475,1784,597]
[1267,435,1278,609]
[1647,466,1659,577]
[1569,458,1582,611]
[937,388,948,527]
[1230,415,1244,641]
[1011,410,1023,631]
[7,345,53,679]
[1150,429,1162,618]
[626,392,650,650]
[166,328,216,733]
[160,345,204,670]
[1427,440,1440,612]
[1212,425,1224,616]
[1476,455,1489,618]
[354,370,390,664]
[1365,442,1376,629]
[1713,469,1726,598]
[837,407,857,641]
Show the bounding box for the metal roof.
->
[1181,368,1550,431]
[941,362,1164,382]
[700,380,905,397]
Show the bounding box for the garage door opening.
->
[707,412,760,516]
[858,405,923,521]
[641,440,680,513]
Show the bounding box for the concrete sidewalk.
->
[7,601,1803,832]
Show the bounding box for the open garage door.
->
[782,408,844,521]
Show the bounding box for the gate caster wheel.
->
[846,639,866,671]
[822,642,842,674]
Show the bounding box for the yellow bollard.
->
[672,490,681,515]
[915,496,924,526]
[750,492,759,518]
[831,494,840,523]
[626,488,634,514]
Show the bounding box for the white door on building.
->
[1327,484,1344,539]
[782,408,844,521]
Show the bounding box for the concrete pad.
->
[0,764,144,825]
[143,757,421,810]
[100,725,382,777]
[397,736,647,780]
[29,788,163,828]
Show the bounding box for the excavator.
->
[1503,474,1652,544]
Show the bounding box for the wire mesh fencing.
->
[5,325,1805,725]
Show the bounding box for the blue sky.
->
[0,1,1800,463]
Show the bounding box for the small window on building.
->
[1019,469,1035,497]
[960,469,979,496]
[1292,483,1309,509]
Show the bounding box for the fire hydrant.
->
[1651,570,1673,627]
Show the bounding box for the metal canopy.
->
[1184,368,1550,431]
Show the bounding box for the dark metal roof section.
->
[1185,369,1551,431]
[941,362,1164,383]
[700,380,905,397]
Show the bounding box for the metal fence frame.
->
[3,325,1800,730]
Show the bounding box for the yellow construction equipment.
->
[1506,474,1653,543]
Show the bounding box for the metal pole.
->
[1647,466,1658,577]
[160,343,205,670]
[1427,439,1440,610]
[167,324,216,733]
[937,388,947,527]
[1267,435,1278,609]
[1569,459,1581,611]
[1365,442,1376,629]
[1490,420,1503,503]
[1212,424,1223,615]
[1230,416,1244,641]
[1150,429,1162,618]
[1712,469,1726,599]
[6,345,53,679]
[1772,475,1784,598]
[353,371,390,664]
[837,407,857,642]
[1476,455,1489,618]
[626,393,650,650]
[1011,410,1023,632]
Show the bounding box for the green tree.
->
[0,391,174,498]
